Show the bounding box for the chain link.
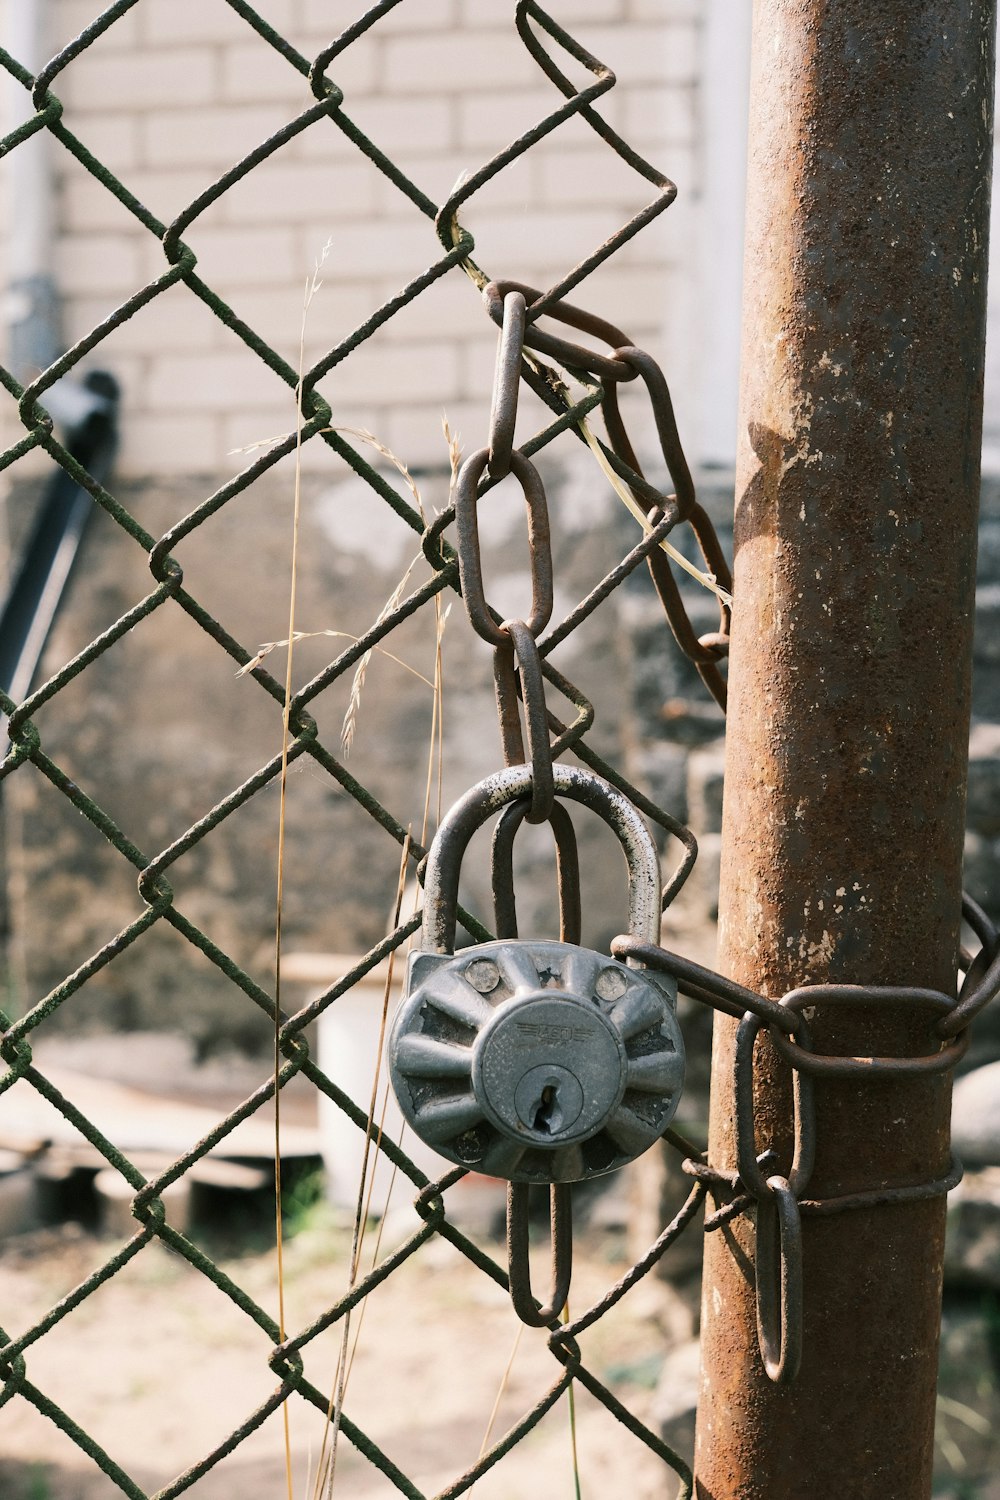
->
[492,798,582,945]
[487,289,528,481]
[459,223,1000,1360]
[454,448,554,648]
[773,986,969,1077]
[506,1181,574,1328]
[493,622,555,822]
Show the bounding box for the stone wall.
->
[6,450,999,1063]
[3,448,690,1052]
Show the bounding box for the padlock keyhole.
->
[511,1060,587,1139]
[532,1081,563,1135]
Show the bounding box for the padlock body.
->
[389,939,684,1184]
[474,988,628,1147]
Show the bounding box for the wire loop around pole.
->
[754,1175,803,1385]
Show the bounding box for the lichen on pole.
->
[695,3,997,1496]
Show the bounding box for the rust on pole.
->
[695,3,997,1497]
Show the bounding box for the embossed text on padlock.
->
[388,765,685,1185]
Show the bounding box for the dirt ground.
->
[1,1029,998,1500]
[0,1196,686,1500]
[3,1195,1000,1498]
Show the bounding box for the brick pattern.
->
[9,0,705,476]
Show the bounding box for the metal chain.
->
[453,274,575,1325]
[445,155,1000,1365]
[449,257,737,1326]
[616,911,1000,1384]
[482,278,733,710]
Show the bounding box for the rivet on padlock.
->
[388,764,685,1186]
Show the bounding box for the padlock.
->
[389,764,685,1185]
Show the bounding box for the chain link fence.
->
[1,3,997,1497]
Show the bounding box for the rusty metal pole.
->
[694,4,996,1497]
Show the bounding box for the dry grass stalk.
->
[467,1324,526,1498]
[243,243,462,1484]
[312,832,413,1500]
[442,412,462,486]
[579,411,733,605]
[320,414,461,1456]
[330,424,426,522]
[341,558,417,756]
[272,236,334,1500]
[339,487,455,1392]
[236,627,432,687]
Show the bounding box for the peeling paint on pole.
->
[695,3,997,1495]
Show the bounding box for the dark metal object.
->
[734,1011,815,1385]
[488,290,527,480]
[695,2,997,1494]
[619,935,983,1075]
[493,620,554,823]
[753,1175,803,1385]
[599,348,731,710]
[482,277,734,709]
[773,986,969,1077]
[453,447,553,647]
[0,370,118,704]
[388,764,684,1192]
[613,936,798,1035]
[391,935,684,1182]
[734,1013,815,1204]
[492,798,582,944]
[418,764,664,958]
[644,934,979,1232]
[507,1180,573,1327]
[941,894,1000,1035]
[484,276,636,384]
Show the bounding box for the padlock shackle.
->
[422,764,662,954]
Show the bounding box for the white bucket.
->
[283,952,491,1223]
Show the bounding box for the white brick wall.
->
[1,0,709,477]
